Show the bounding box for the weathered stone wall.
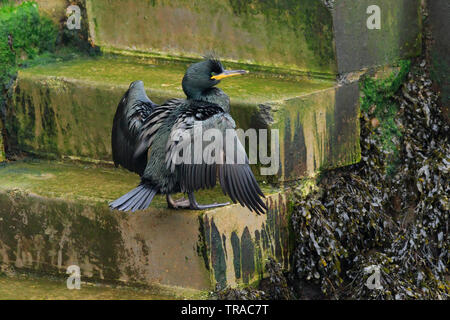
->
[86,0,336,75]
[203,193,292,288]
[0,190,211,290]
[0,121,5,162]
[0,160,291,290]
[6,74,123,161]
[276,82,360,180]
[428,0,450,109]
[85,0,422,75]
[5,57,360,182]
[0,0,425,294]
[333,0,422,74]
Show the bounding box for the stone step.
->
[0,273,191,300]
[0,159,290,291]
[29,0,422,76]
[5,54,360,182]
[83,0,421,75]
[85,0,337,76]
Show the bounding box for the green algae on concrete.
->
[0,120,4,162]
[20,55,334,104]
[5,55,359,183]
[428,0,450,108]
[333,0,422,73]
[0,274,181,300]
[203,192,292,288]
[86,0,336,75]
[0,159,256,207]
[0,160,213,290]
[0,159,283,291]
[274,82,361,181]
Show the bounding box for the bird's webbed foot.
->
[188,192,230,210]
[166,194,190,209]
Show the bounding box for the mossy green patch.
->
[0,120,4,162]
[7,54,338,178]
[0,1,59,159]
[86,0,336,75]
[0,159,276,208]
[21,55,334,104]
[333,0,421,73]
[360,60,411,173]
[0,273,178,300]
[273,83,360,181]
[0,188,125,284]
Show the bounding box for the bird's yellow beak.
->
[211,69,249,80]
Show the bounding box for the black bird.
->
[110,57,267,214]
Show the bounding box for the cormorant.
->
[110,57,267,214]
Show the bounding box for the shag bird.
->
[109,57,267,214]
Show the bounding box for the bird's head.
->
[182,56,248,99]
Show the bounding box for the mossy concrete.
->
[203,193,292,288]
[0,274,186,300]
[333,0,422,73]
[428,0,450,108]
[17,0,422,76]
[274,82,361,181]
[86,0,336,76]
[84,0,421,75]
[0,120,5,162]
[0,160,286,291]
[19,55,334,103]
[5,56,360,182]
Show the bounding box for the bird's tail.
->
[109,184,157,212]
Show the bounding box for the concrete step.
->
[1,0,424,298]
[0,273,190,300]
[0,159,290,292]
[29,0,421,76]
[5,54,360,182]
[83,0,421,75]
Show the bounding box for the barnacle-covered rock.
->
[290,53,449,300]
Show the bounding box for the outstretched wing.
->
[166,102,267,214]
[112,81,158,176]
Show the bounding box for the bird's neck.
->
[190,87,230,113]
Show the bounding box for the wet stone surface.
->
[0,273,177,300]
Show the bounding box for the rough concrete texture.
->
[0,119,4,162]
[333,0,422,73]
[275,82,361,180]
[428,0,450,107]
[86,0,336,75]
[85,0,422,76]
[203,193,291,288]
[0,160,283,290]
[0,274,183,300]
[5,56,360,182]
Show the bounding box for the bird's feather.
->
[165,101,267,214]
[112,81,158,176]
[134,99,181,160]
[109,184,157,213]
